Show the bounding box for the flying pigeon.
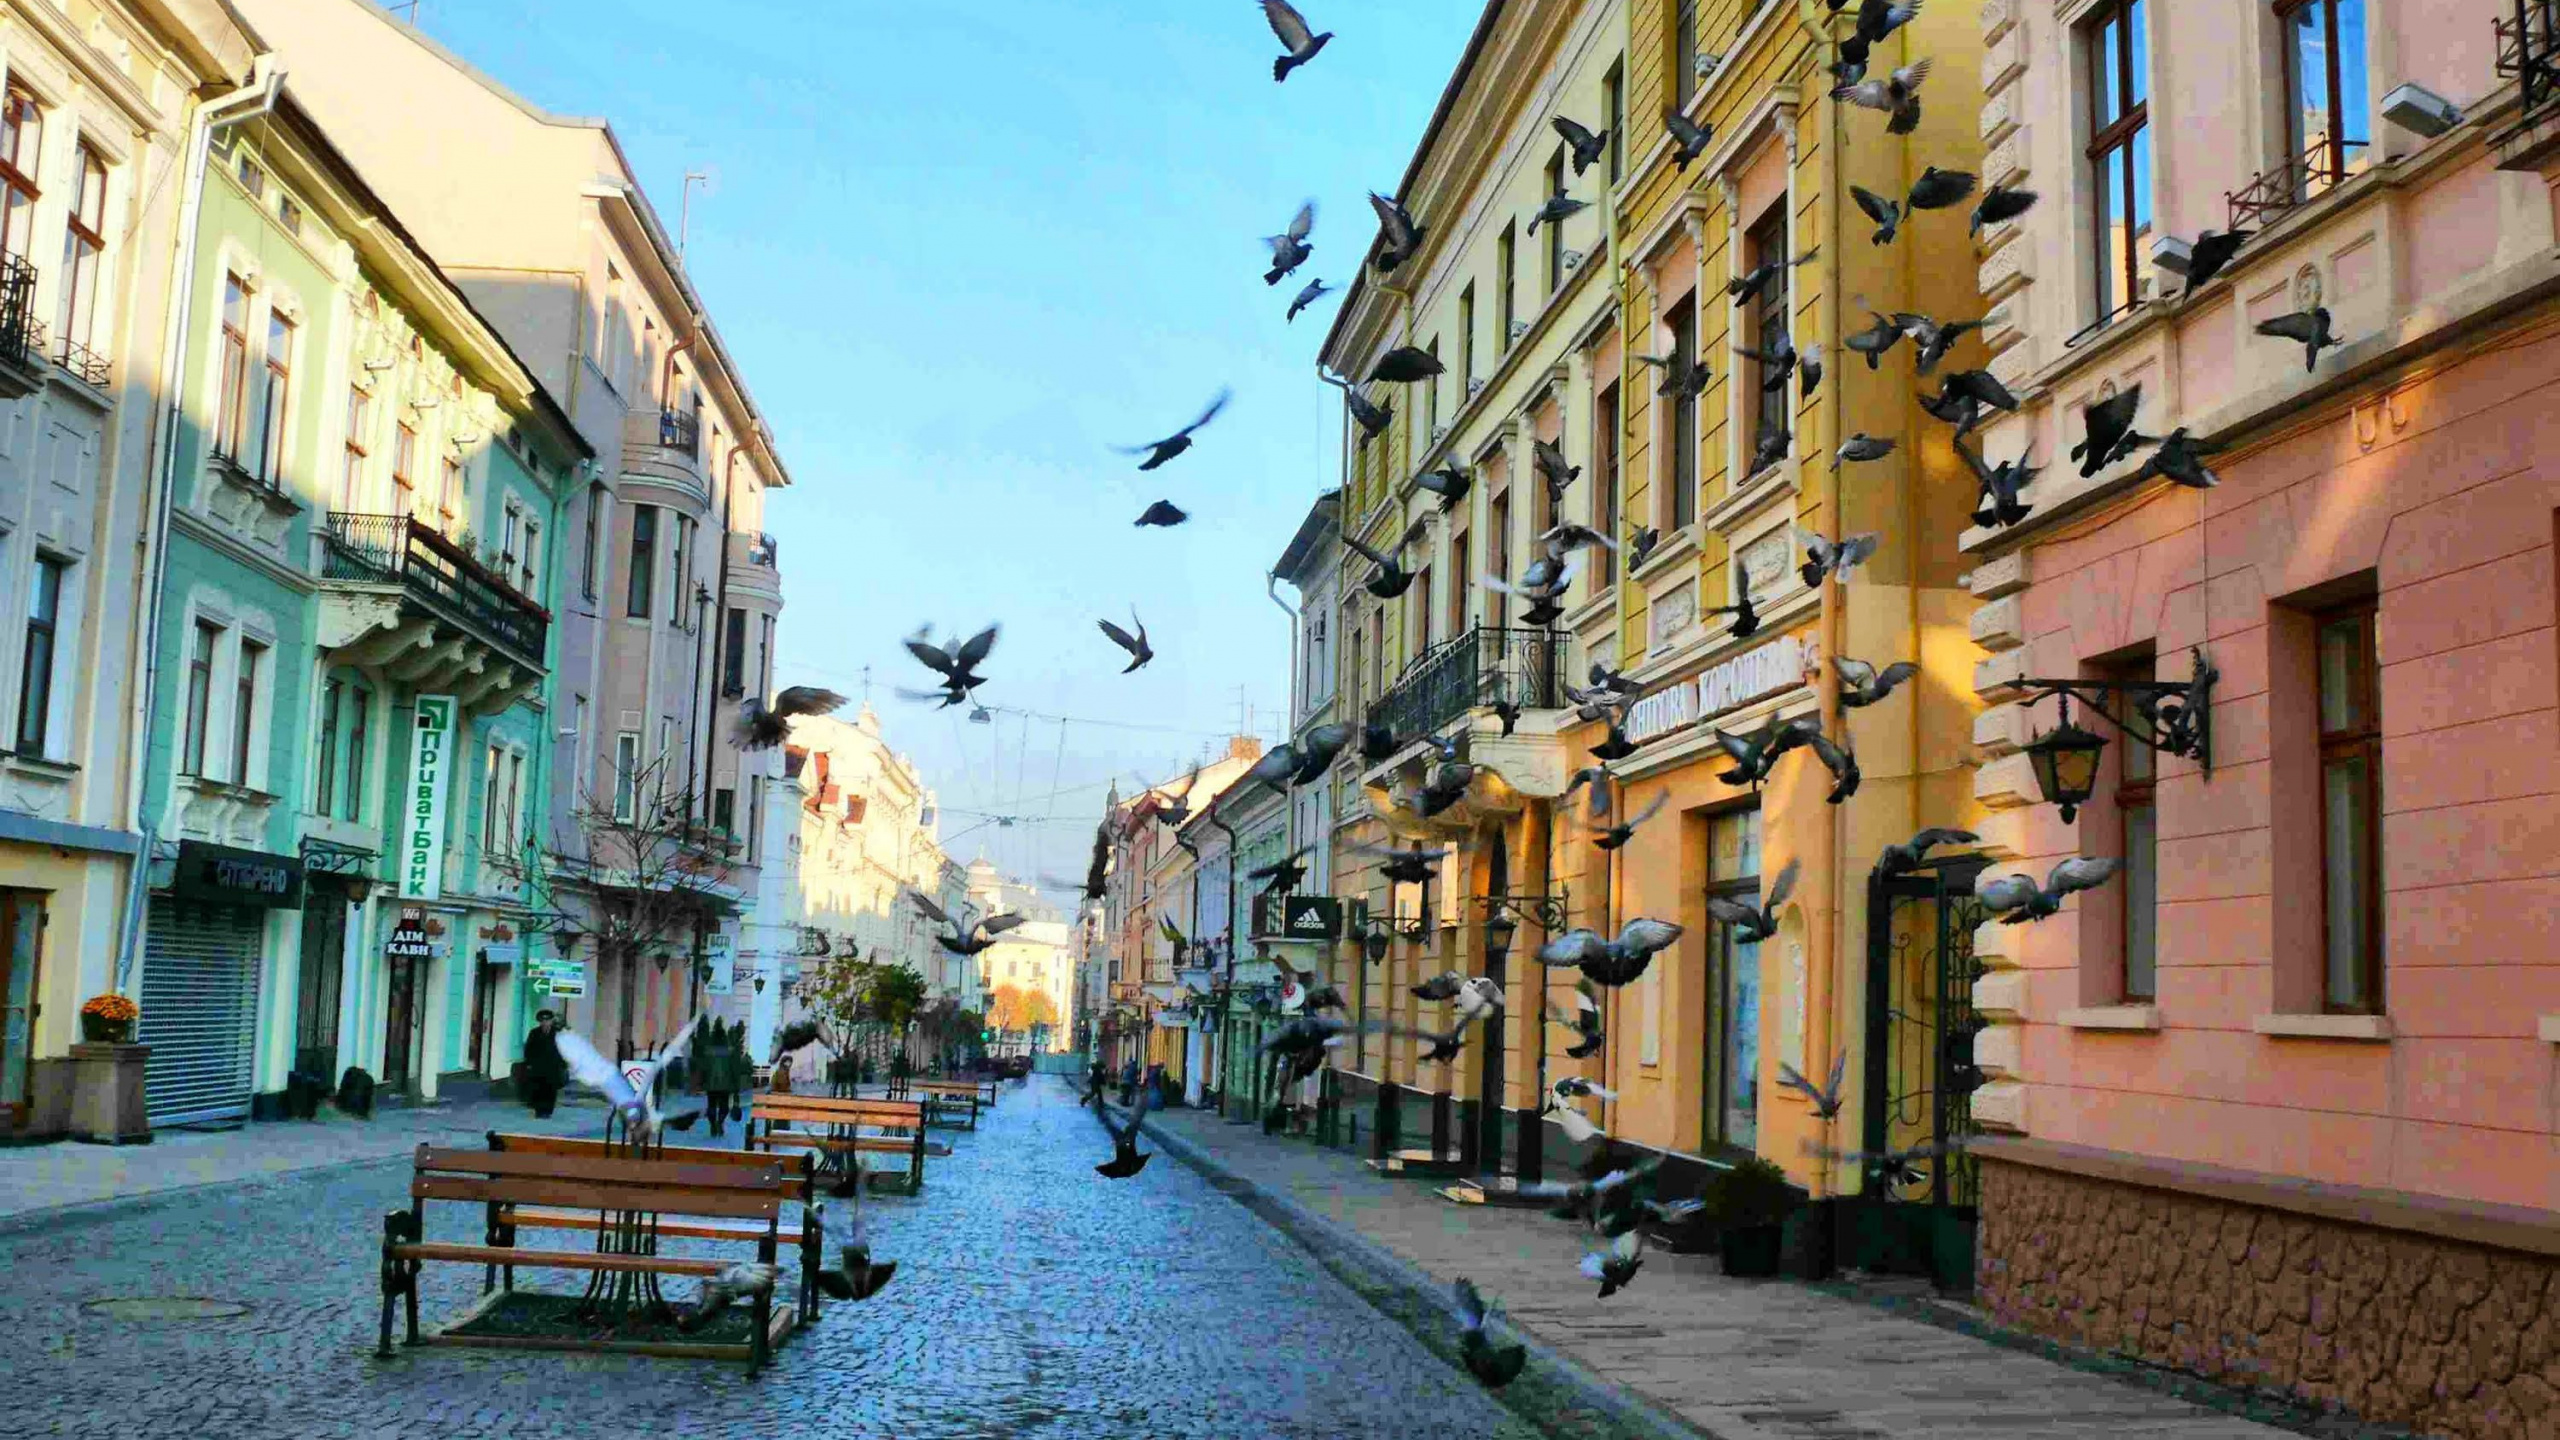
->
[1134,500,1188,527]
[1249,846,1312,896]
[1451,1278,1528,1388]
[1581,1227,1646,1298]
[1097,610,1152,673]
[1550,979,1605,1058]
[1292,722,1352,782]
[1491,690,1522,735]
[1943,367,2021,416]
[1552,114,1608,174]
[1878,826,1978,878]
[1845,310,1907,369]
[811,1203,897,1302]
[2131,427,2225,488]
[2071,385,2148,477]
[1710,712,1816,787]
[1360,719,1400,762]
[1262,0,1332,82]
[1978,857,2126,924]
[1552,1075,1618,1103]
[1956,438,2038,528]
[1795,526,1882,587]
[2181,227,2254,297]
[1706,857,1800,943]
[1533,437,1581,500]
[1546,1099,1605,1145]
[1836,432,1896,464]
[1631,348,1712,400]
[1411,971,1468,1002]
[1265,200,1316,284]
[1664,107,1714,170]
[1729,247,1818,304]
[1369,192,1426,274]
[1095,1077,1152,1178]
[1907,166,1977,210]
[1340,382,1394,437]
[1834,655,1917,707]
[1286,277,1336,322]
[1592,791,1668,852]
[1117,389,1232,470]
[1703,555,1761,639]
[1527,191,1590,234]
[1625,524,1661,569]
[1971,182,2038,235]
[1415,462,1472,511]
[1734,326,1800,392]
[1082,822,1111,900]
[1371,346,1445,384]
[1774,1049,1849,1119]
[905,624,999,697]
[1799,723,1861,803]
[1832,57,1931,133]
[1893,310,1980,373]
[1342,532,1415,599]
[1538,918,1684,987]
[2255,306,2338,372]
[1851,184,1903,245]
[553,1014,704,1144]
[1589,715,1638,762]
[1800,340,1825,397]
[734,685,848,749]
[1746,425,1792,477]
[1350,838,1451,886]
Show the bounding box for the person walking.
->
[699,1018,747,1138]
[521,1010,566,1118]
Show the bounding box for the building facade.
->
[0,0,260,1138]
[784,707,970,1023]
[1955,3,2560,1434]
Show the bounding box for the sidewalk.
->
[1122,1095,2375,1440]
[0,1094,609,1227]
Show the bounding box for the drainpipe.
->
[1268,574,1300,846]
[113,55,285,992]
[1209,810,1241,1110]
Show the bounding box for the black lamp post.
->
[2017,647,2218,821]
[2022,700,2109,823]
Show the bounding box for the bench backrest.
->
[487,1131,816,1203]
[909,1080,977,1096]
[755,1095,923,1130]
[410,1144,784,1221]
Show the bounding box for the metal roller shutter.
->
[139,903,263,1125]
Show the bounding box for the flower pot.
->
[80,1014,134,1044]
[1719,1224,1785,1278]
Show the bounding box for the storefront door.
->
[139,902,264,1125]
[0,891,43,1126]
[1703,806,1763,1152]
[381,956,418,1091]
[295,887,349,1079]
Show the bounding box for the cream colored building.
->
[786,707,973,1011]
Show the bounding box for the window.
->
[1667,295,1699,529]
[519,520,538,595]
[747,777,764,864]
[1678,0,1710,105]
[723,606,747,695]
[504,751,525,858]
[1458,284,1477,394]
[339,388,370,511]
[1594,381,1620,581]
[343,685,369,821]
[216,276,252,463]
[315,679,342,815]
[482,744,506,850]
[2099,658,2159,1000]
[2317,600,2381,1012]
[1497,223,1517,350]
[1448,528,1469,636]
[501,505,520,567]
[2085,0,2153,320]
[258,311,294,482]
[2280,0,2370,198]
[759,613,776,696]
[1368,608,1384,697]
[0,89,39,260]
[1746,207,1791,452]
[627,504,657,617]
[1543,149,1567,293]
[671,515,694,620]
[58,144,105,350]
[276,193,301,237]
[1410,565,1434,652]
[182,621,218,776]
[1425,337,1441,436]
[15,556,61,755]
[391,422,417,516]
[713,787,736,838]
[1604,60,1626,182]
[439,456,462,527]
[1488,489,1511,628]
[235,150,263,198]
[232,639,264,784]
[613,732,641,822]
[581,484,606,599]
[1705,806,1761,1148]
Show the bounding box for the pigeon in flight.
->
[1591,791,1668,852]
[1971,181,2038,236]
[811,1202,897,1302]
[1664,107,1714,170]
[1415,462,1472,512]
[1834,655,1917,708]
[1360,719,1400,763]
[1262,0,1332,82]
[1907,166,1978,211]
[1371,346,1446,385]
[2180,227,2254,297]
[1081,822,1111,900]
[1351,838,1451,886]
[1877,826,1978,878]
[1527,191,1590,234]
[1707,857,1800,944]
[1835,0,1924,86]
[1799,341,1824,398]
[1796,526,1882,587]
[1836,432,1897,464]
[1734,326,1800,393]
[1550,979,1606,1058]
[1451,1279,1528,1388]
[1728,247,1817,305]
[1552,1076,1618,1104]
[1845,310,1907,370]
[1893,310,1980,373]
[1134,500,1188,527]
[1286,277,1336,322]
[1940,368,2021,427]
[2255,306,2338,372]
[1265,200,1316,284]
[1852,184,1903,246]
[1581,1227,1646,1298]
[1546,1099,1605,1146]
[1320,369,1396,437]
[1292,722,1352,782]
[1095,1079,1152,1178]
[1369,192,1426,274]
[1833,57,1931,133]
[1746,425,1792,478]
[1538,918,1684,988]
[733,685,847,749]
[1625,525,1661,569]
[1631,347,1712,400]
[1118,389,1232,470]
[906,624,999,698]
[1343,532,1415,599]
[1798,723,1861,803]
[937,912,1028,957]
[1978,857,2126,923]
[1711,712,1817,787]
[2071,385,2148,478]
[1097,610,1152,673]
[1412,971,1470,1002]
[1956,439,2038,528]
[554,1014,704,1144]
[2131,427,2225,488]
[1248,845,1312,897]
[1774,1049,1849,1120]
[1553,115,1608,174]
[1704,555,1761,639]
[1533,437,1581,503]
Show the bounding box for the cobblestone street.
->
[0,1078,1541,1440]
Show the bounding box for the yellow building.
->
[1317,0,1994,1271]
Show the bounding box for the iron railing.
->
[2226,136,2370,229]
[52,333,109,388]
[0,256,36,374]
[655,409,701,456]
[321,512,549,666]
[2497,1,2560,141]
[745,531,779,567]
[1368,626,1560,744]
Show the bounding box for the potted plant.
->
[1712,1155,1801,1278]
[79,993,139,1044]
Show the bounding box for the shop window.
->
[1703,805,1761,1149]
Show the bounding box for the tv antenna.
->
[679,170,712,261]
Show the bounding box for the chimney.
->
[1224,734,1264,763]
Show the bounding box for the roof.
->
[1271,489,1342,582]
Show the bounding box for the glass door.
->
[1703,808,1762,1152]
[294,886,347,1079]
[1,891,40,1124]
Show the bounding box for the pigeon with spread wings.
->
[1261,0,1332,82]
[1551,978,1606,1057]
[1978,857,2126,923]
[1539,918,1684,988]
[553,1013,704,1144]
[734,686,847,750]
[1117,389,1232,472]
[1096,610,1152,673]
[1095,1081,1153,1179]
[1706,857,1800,943]
[1264,199,1315,285]
[1451,1278,1528,1388]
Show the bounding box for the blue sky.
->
[404,0,1482,890]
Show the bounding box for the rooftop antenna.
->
[388,1,422,22]
[678,170,711,261]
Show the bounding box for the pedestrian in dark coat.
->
[521,1010,566,1118]
[698,1018,749,1137]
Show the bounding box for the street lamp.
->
[2021,703,2108,824]
[1482,909,1518,968]
[2016,647,2218,823]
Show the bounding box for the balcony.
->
[0,256,38,399]
[319,513,550,710]
[621,407,709,502]
[2495,1,2560,167]
[1369,626,1560,744]
[2226,136,2371,230]
[52,333,109,389]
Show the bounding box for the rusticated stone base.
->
[1978,1157,2560,1440]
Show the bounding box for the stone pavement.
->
[0,1076,1542,1439]
[1118,1093,2411,1440]
[0,1093,603,1225]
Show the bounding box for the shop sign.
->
[385,916,434,964]
[1623,635,1815,745]
[170,840,305,910]
[1251,893,1341,940]
[480,942,522,968]
[703,935,735,994]
[399,695,457,901]
[530,958,587,997]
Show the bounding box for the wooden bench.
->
[746,1095,929,1194]
[378,1144,794,1375]
[486,1132,831,1324]
[893,1077,983,1130]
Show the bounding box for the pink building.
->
[1958,2,2560,1435]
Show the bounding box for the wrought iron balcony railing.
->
[1368,626,1560,747]
[52,333,109,388]
[0,255,36,376]
[322,512,549,667]
[2227,136,2371,230]
[2497,1,2560,139]
[655,408,701,456]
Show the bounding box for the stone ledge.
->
[1971,1134,2560,1260]
[2251,1011,2392,1041]
[2057,1004,2161,1032]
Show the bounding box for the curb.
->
[0,1149,420,1239]
[1098,1098,1727,1440]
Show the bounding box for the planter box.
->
[1720,1224,1785,1277]
[69,1043,151,1145]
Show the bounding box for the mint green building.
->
[134,95,588,1123]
